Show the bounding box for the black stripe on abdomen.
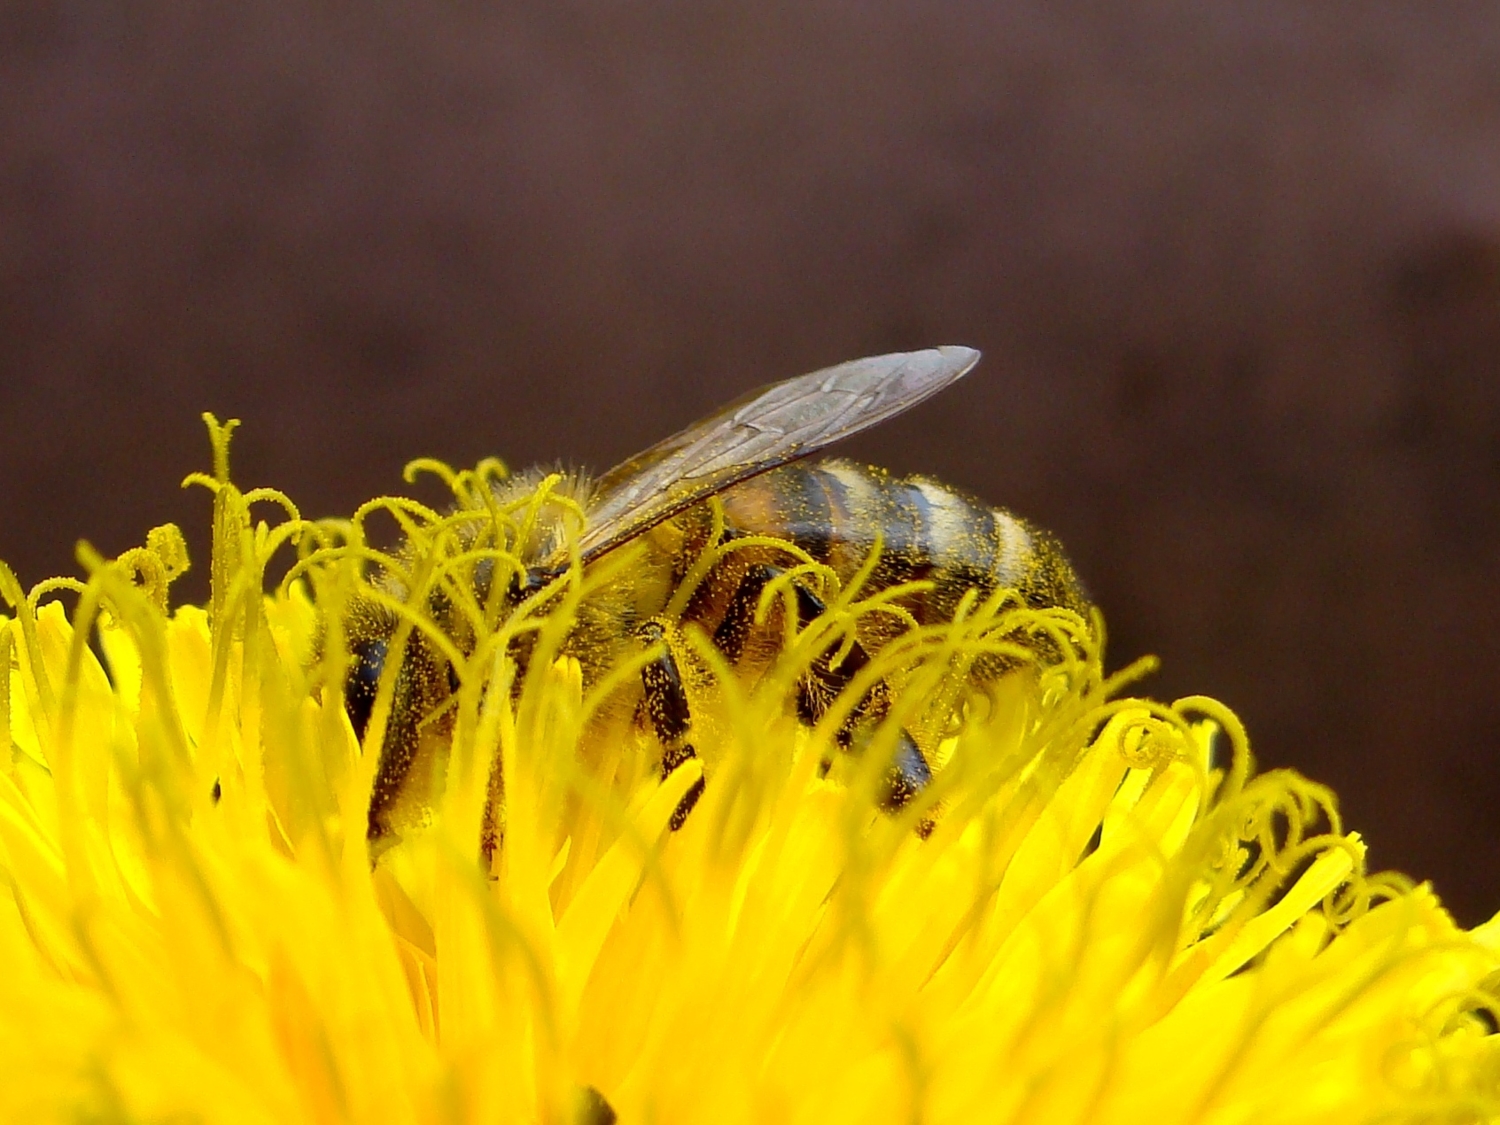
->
[768,461,835,563]
[896,476,1002,623]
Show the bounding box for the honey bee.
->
[342,347,1090,854]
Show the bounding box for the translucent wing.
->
[561,346,981,566]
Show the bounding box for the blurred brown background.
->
[3,4,1499,921]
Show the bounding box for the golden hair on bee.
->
[476,466,598,566]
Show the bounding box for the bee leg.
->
[786,579,935,827]
[638,621,704,830]
[344,635,389,744]
[709,561,779,660]
[887,729,936,836]
[706,560,854,717]
[357,626,455,857]
[709,563,936,829]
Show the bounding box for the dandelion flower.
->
[0,415,1497,1123]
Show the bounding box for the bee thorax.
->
[484,467,597,565]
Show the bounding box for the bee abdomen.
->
[718,459,1088,625]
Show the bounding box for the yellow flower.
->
[0,414,1497,1123]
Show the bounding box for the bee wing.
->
[562,346,981,566]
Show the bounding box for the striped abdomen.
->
[710,458,1089,630]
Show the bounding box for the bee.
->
[342,347,1090,854]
